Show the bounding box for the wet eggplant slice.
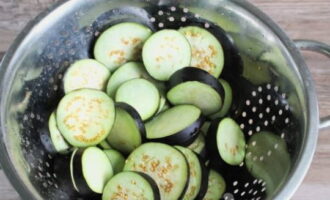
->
[56,89,115,147]
[124,142,189,200]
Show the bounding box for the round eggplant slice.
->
[72,147,113,195]
[175,146,203,200]
[179,26,224,78]
[116,78,160,121]
[142,29,192,81]
[208,118,246,166]
[94,22,152,71]
[56,89,115,147]
[106,62,154,97]
[245,132,291,195]
[102,171,160,200]
[124,142,189,200]
[209,79,233,119]
[167,67,225,115]
[107,102,145,154]
[103,149,125,174]
[63,59,110,94]
[146,105,204,146]
[203,170,226,200]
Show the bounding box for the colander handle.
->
[294,40,330,130]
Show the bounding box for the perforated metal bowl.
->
[0,0,329,200]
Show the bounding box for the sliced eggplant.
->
[116,78,160,121]
[102,171,160,200]
[142,29,192,81]
[124,142,189,200]
[167,67,225,115]
[103,149,125,174]
[94,22,152,71]
[155,92,167,115]
[208,118,246,166]
[209,79,233,119]
[175,146,203,200]
[107,102,145,154]
[56,89,115,147]
[179,26,224,78]
[245,132,291,195]
[106,62,154,97]
[187,133,206,157]
[63,59,110,94]
[195,155,209,200]
[203,169,226,200]
[146,105,204,146]
[72,147,113,195]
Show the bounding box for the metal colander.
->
[0,0,329,200]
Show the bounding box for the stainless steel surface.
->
[294,40,330,131]
[0,0,324,199]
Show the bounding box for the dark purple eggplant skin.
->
[195,153,210,200]
[135,172,161,200]
[72,149,101,199]
[176,148,191,200]
[148,114,205,146]
[167,67,225,100]
[116,102,146,139]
